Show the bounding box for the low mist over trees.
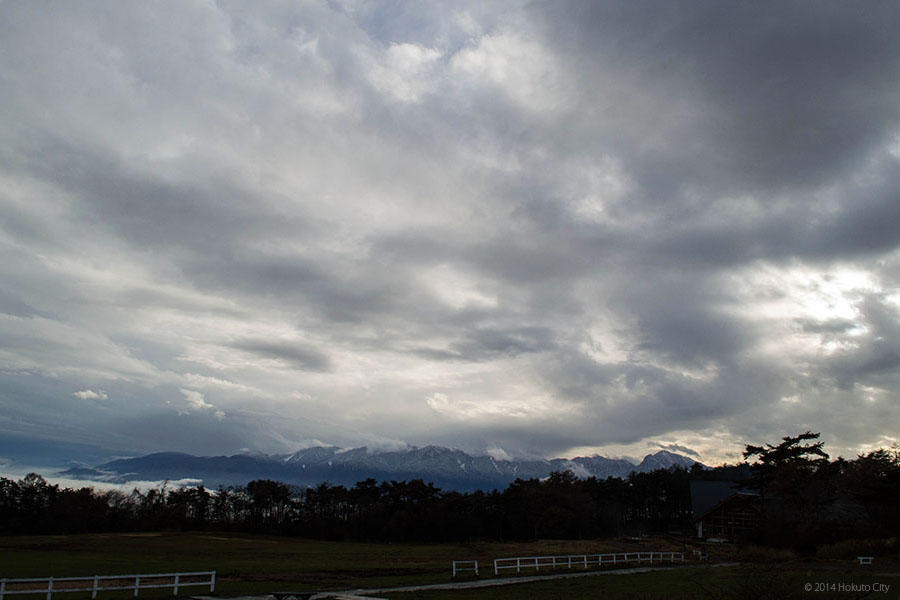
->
[1,433,897,551]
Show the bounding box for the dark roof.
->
[690,480,740,518]
[694,491,761,523]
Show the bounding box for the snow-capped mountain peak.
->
[64,444,702,491]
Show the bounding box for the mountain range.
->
[61,445,701,491]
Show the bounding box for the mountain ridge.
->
[61,445,701,491]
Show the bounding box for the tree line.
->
[0,468,693,541]
[738,432,900,550]
[1,433,897,551]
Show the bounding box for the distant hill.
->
[61,445,702,491]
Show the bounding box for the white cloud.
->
[73,389,108,400]
[367,42,443,103]
[485,446,511,461]
[171,389,225,420]
[450,29,572,112]
[0,464,203,494]
[425,390,574,422]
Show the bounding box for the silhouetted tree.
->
[247,479,294,531]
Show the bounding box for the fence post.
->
[92,576,99,600]
[210,572,216,593]
[47,577,53,600]
[494,559,499,576]
[173,574,179,596]
[134,576,140,598]
[2,578,6,600]
[516,558,521,574]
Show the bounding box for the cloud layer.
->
[1,1,899,463]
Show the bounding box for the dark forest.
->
[2,434,897,553]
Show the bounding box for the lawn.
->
[0,532,685,597]
[2,533,895,599]
[383,564,900,600]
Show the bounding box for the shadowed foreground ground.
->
[1,532,897,599]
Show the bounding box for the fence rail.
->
[493,551,684,575]
[451,561,479,577]
[0,572,215,600]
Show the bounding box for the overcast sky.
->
[2,1,899,465]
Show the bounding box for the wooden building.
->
[693,491,761,540]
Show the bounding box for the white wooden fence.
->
[0,572,215,600]
[493,551,684,575]
[450,560,478,577]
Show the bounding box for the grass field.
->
[385,567,736,600]
[384,564,900,600]
[0,532,686,596]
[1,533,897,599]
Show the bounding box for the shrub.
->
[737,545,797,563]
[816,537,897,559]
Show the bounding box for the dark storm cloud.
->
[229,339,332,373]
[0,135,313,256]
[104,411,250,457]
[467,239,594,286]
[795,318,858,335]
[823,294,900,389]
[0,288,52,320]
[186,253,329,298]
[534,1,900,195]
[412,326,556,362]
[373,226,613,290]
[643,162,900,267]
[621,274,751,366]
[653,442,701,458]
